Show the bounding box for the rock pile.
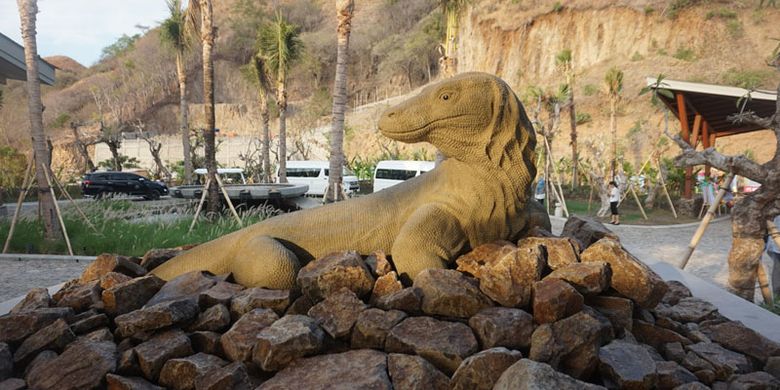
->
[1,217,779,389]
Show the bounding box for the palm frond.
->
[257,11,304,76]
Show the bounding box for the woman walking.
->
[609,181,620,225]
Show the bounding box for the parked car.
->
[373,160,435,192]
[281,161,359,196]
[194,168,247,184]
[81,171,169,200]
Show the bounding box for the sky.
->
[0,0,170,67]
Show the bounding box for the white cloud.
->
[0,0,169,66]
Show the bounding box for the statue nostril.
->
[387,111,396,118]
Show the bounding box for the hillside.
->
[0,0,778,178]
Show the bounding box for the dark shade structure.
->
[0,31,55,85]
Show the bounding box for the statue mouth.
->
[380,124,429,142]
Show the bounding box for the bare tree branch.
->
[728,112,774,129]
[664,128,768,181]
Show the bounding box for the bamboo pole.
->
[51,173,97,233]
[629,184,648,220]
[542,136,569,217]
[656,158,678,218]
[215,175,243,227]
[3,159,34,254]
[679,173,734,269]
[42,164,73,256]
[188,177,211,233]
[587,183,594,214]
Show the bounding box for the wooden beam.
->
[676,92,693,199]
[691,114,702,149]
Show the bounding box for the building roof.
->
[646,77,777,138]
[0,32,55,86]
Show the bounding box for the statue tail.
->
[151,233,240,280]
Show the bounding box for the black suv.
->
[81,172,169,200]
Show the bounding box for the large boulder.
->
[12,318,75,366]
[252,315,325,371]
[580,238,667,308]
[220,308,279,362]
[80,254,146,283]
[114,298,199,338]
[229,288,291,318]
[307,288,367,339]
[597,339,658,389]
[468,307,535,350]
[686,342,752,381]
[493,359,606,390]
[145,271,217,307]
[133,330,193,382]
[545,262,611,295]
[159,353,228,390]
[102,275,166,316]
[295,251,375,302]
[519,237,581,270]
[654,298,718,323]
[561,216,618,248]
[450,347,523,390]
[413,269,493,318]
[387,353,449,390]
[259,349,391,389]
[0,307,73,344]
[10,288,52,314]
[351,308,407,350]
[532,278,584,324]
[25,340,117,390]
[385,316,479,375]
[700,320,780,364]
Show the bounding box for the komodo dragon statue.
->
[153,72,551,288]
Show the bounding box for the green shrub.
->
[631,52,644,61]
[721,68,774,89]
[644,5,655,14]
[552,1,563,12]
[51,112,71,129]
[575,112,592,125]
[657,48,668,56]
[706,8,737,20]
[726,19,743,38]
[673,47,696,61]
[582,84,598,96]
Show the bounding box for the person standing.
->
[609,181,620,225]
[534,175,546,206]
[768,215,780,296]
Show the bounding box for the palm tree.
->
[604,67,623,177]
[258,11,303,184]
[248,55,274,183]
[16,0,61,240]
[160,0,193,184]
[438,0,468,78]
[325,0,355,203]
[556,49,579,188]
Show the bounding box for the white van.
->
[373,160,435,192]
[194,168,247,184]
[281,160,359,196]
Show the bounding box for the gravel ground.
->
[0,215,765,302]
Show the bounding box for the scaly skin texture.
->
[153,72,550,288]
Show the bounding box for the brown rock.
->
[633,320,692,350]
[56,280,103,312]
[284,295,314,315]
[546,262,611,295]
[385,316,479,375]
[561,216,619,248]
[13,318,75,366]
[494,358,607,389]
[145,271,217,307]
[118,348,141,376]
[198,281,244,308]
[662,281,693,305]
[655,298,718,323]
[220,308,279,362]
[159,353,228,390]
[468,307,534,349]
[252,315,325,371]
[598,339,658,389]
[187,304,230,333]
[687,342,752,381]
[195,361,254,390]
[364,250,393,277]
[700,320,780,364]
[455,241,516,277]
[106,374,164,390]
[80,327,114,343]
[115,298,199,338]
[415,269,493,318]
[134,329,193,382]
[588,296,634,334]
[0,378,25,390]
[258,349,391,389]
[0,343,11,381]
[140,247,191,271]
[450,347,523,390]
[189,331,222,356]
[81,254,147,283]
[26,340,117,390]
[580,238,667,308]
[375,287,422,314]
[100,272,133,290]
[102,275,166,316]
[673,383,710,390]
[296,251,375,301]
[22,350,56,381]
[10,288,51,314]
[0,308,74,344]
[529,310,613,379]
[765,356,780,379]
[388,353,449,390]
[656,361,698,389]
[369,271,403,304]
[230,287,291,318]
[532,278,584,324]
[520,237,581,270]
[307,288,367,339]
[727,371,780,389]
[70,312,109,334]
[663,342,687,363]
[351,308,407,349]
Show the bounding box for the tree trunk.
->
[325,0,353,203]
[70,123,95,172]
[177,51,193,184]
[148,140,171,182]
[569,95,578,188]
[260,92,271,183]
[277,80,288,183]
[727,196,768,301]
[439,5,459,78]
[610,98,617,177]
[201,0,219,215]
[108,140,122,171]
[17,0,61,240]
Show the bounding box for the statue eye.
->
[441,94,450,101]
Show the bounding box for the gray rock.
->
[105,374,164,390]
[414,269,494,318]
[194,361,254,390]
[561,216,619,248]
[102,275,166,316]
[22,350,56,382]
[26,340,117,390]
[0,344,11,381]
[220,308,278,362]
[494,359,607,389]
[186,304,230,333]
[229,287,291,318]
[13,318,75,366]
[134,329,193,382]
[468,307,534,350]
[307,288,367,339]
[700,320,780,365]
[765,356,780,379]
[388,353,449,390]
[70,312,109,334]
[145,271,217,307]
[672,382,710,389]
[114,298,199,338]
[295,251,374,302]
[10,288,52,314]
[159,353,228,390]
[258,349,391,389]
[0,378,26,390]
[663,342,687,363]
[656,361,699,389]
[662,281,693,306]
[687,342,752,381]
[386,316,479,375]
[79,327,114,343]
[252,315,325,371]
[450,347,523,390]
[375,287,422,314]
[351,308,407,350]
[655,298,718,323]
[284,295,314,316]
[727,371,780,389]
[198,281,244,308]
[598,339,658,389]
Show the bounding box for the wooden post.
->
[41,164,73,256]
[702,122,712,177]
[690,114,702,148]
[51,173,97,233]
[587,184,594,214]
[215,174,243,227]
[675,93,693,199]
[543,136,569,217]
[189,177,211,233]
[629,184,648,220]
[679,173,734,269]
[3,159,33,254]
[656,158,678,218]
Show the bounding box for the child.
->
[608,181,620,225]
